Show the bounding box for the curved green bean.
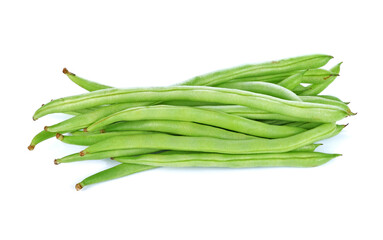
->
[45,102,151,133]
[278,71,305,90]
[114,151,341,168]
[33,86,349,122]
[300,62,342,96]
[57,131,151,146]
[63,68,111,91]
[227,72,299,83]
[301,69,338,83]
[182,54,333,86]
[300,96,350,112]
[102,120,252,139]
[81,123,338,155]
[75,163,157,190]
[216,81,302,101]
[28,130,57,150]
[55,148,158,164]
[87,105,305,138]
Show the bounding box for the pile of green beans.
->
[29,54,354,190]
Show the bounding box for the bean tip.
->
[75,183,83,191]
[83,128,88,132]
[63,68,75,76]
[28,145,35,151]
[110,157,114,160]
[343,123,349,128]
[100,129,105,133]
[54,159,60,165]
[79,151,86,156]
[44,126,49,131]
[56,133,64,141]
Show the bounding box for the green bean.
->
[28,130,57,150]
[300,69,338,83]
[75,163,157,190]
[114,151,341,168]
[102,120,252,139]
[300,62,342,96]
[63,68,111,91]
[55,149,158,164]
[197,105,309,121]
[57,131,152,146]
[87,105,305,138]
[226,72,299,83]
[75,145,328,190]
[292,84,310,94]
[33,86,350,122]
[293,143,321,152]
[281,122,322,129]
[216,81,302,101]
[181,54,333,86]
[80,123,338,155]
[278,71,306,90]
[318,95,348,104]
[300,96,351,112]
[45,102,151,133]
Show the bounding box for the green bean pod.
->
[102,120,252,139]
[300,96,351,112]
[226,72,299,83]
[28,130,57,150]
[181,54,333,86]
[81,123,339,155]
[215,81,302,101]
[57,131,152,146]
[34,86,350,122]
[87,105,305,138]
[282,122,322,129]
[301,69,338,84]
[317,95,348,104]
[63,68,111,91]
[55,149,158,164]
[278,71,306,90]
[114,151,341,168]
[45,102,151,133]
[75,163,157,190]
[299,62,342,96]
[293,143,321,152]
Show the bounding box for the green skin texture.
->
[28,130,56,150]
[300,62,342,96]
[81,123,338,155]
[86,105,305,138]
[59,131,153,146]
[300,69,337,84]
[46,102,150,132]
[227,69,335,84]
[227,72,299,83]
[181,54,333,86]
[57,143,320,164]
[77,163,157,189]
[56,149,157,163]
[75,144,322,188]
[65,72,111,91]
[278,72,306,90]
[33,86,349,123]
[216,81,302,101]
[317,95,345,103]
[114,152,341,168]
[102,120,252,140]
[299,96,350,112]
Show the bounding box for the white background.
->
[1,0,382,239]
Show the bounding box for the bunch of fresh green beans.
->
[29,54,354,190]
